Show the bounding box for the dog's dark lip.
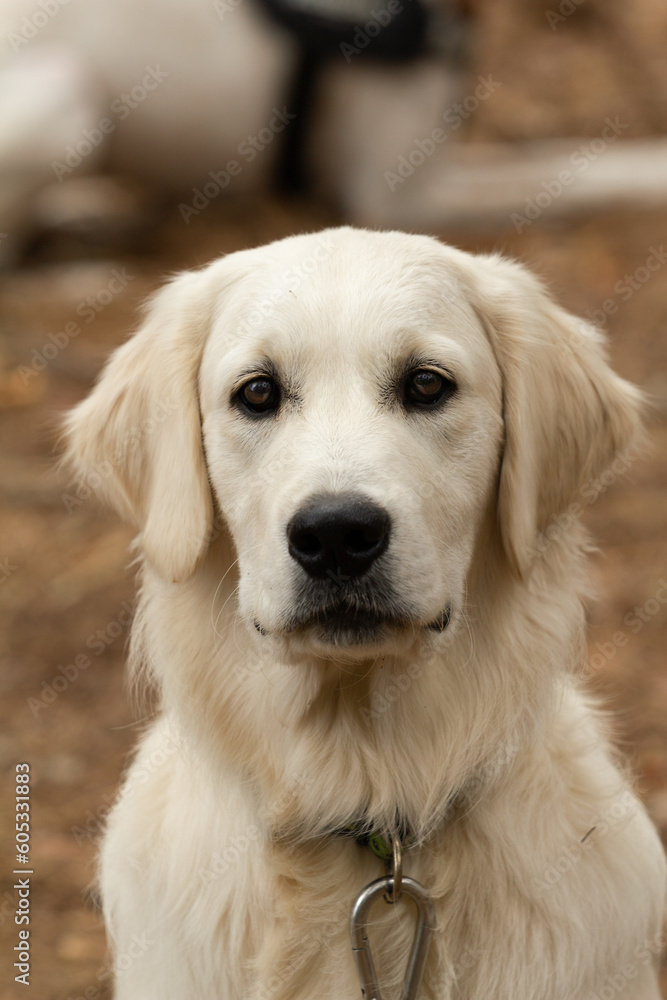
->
[253,609,394,645]
[308,610,396,647]
[286,606,402,636]
[254,604,451,640]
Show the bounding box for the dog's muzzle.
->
[252,494,451,646]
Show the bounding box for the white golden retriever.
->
[64,227,666,1000]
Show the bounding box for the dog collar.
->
[332,820,416,862]
[332,787,465,860]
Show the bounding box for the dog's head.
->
[63,228,641,663]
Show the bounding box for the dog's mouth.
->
[294,606,401,645]
[255,603,451,647]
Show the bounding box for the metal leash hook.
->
[349,838,436,1000]
[384,835,403,904]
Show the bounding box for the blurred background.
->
[0,0,666,996]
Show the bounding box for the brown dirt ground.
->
[1,2,667,998]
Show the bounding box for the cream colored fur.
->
[64,228,666,999]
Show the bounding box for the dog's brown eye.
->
[237,377,279,414]
[405,369,456,408]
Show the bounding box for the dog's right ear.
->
[62,270,215,583]
[464,253,643,579]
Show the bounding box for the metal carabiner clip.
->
[350,859,436,1000]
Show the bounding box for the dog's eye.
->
[236,377,280,415]
[404,369,456,408]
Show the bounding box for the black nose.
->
[287,494,391,580]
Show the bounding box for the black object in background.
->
[254,0,433,193]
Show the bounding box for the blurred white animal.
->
[0,0,462,257]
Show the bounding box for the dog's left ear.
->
[468,254,643,578]
[62,270,215,583]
